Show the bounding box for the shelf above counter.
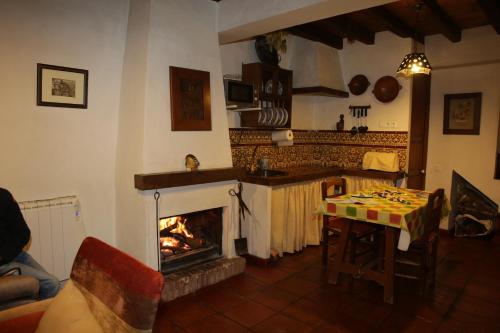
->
[292,86,349,98]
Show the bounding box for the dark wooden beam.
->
[135,167,245,190]
[477,0,500,34]
[370,6,425,44]
[287,24,343,49]
[421,0,461,42]
[313,16,375,45]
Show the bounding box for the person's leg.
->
[10,252,60,299]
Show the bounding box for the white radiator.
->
[18,196,86,281]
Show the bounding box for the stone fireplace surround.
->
[136,172,245,301]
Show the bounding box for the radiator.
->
[18,196,86,281]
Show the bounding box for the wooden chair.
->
[321,178,380,269]
[395,188,445,296]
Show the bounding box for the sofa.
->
[0,237,165,333]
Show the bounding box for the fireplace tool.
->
[229,182,252,255]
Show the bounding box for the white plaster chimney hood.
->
[288,37,349,98]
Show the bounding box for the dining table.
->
[318,185,430,304]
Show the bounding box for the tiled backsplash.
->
[229,129,408,170]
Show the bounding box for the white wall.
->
[221,32,412,131]
[115,0,150,259]
[115,0,235,262]
[425,27,500,227]
[314,32,412,131]
[0,0,129,244]
[142,0,233,173]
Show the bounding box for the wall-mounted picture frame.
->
[169,66,211,131]
[443,92,482,135]
[37,63,88,109]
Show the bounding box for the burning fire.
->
[160,236,179,248]
[159,216,194,238]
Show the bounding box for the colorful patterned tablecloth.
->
[319,186,429,251]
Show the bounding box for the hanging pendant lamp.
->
[396,2,432,77]
[397,52,432,76]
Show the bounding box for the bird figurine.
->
[185,154,200,171]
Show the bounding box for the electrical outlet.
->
[389,121,398,128]
[379,121,398,128]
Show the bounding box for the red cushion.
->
[0,311,44,333]
[326,217,377,237]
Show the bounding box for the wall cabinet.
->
[240,63,292,129]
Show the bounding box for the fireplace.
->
[159,207,223,274]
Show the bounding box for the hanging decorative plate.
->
[348,74,370,95]
[372,76,402,103]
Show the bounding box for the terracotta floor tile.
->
[295,265,329,284]
[452,294,500,321]
[165,299,215,328]
[244,264,291,284]
[153,317,186,333]
[311,313,373,333]
[198,288,245,312]
[281,299,326,327]
[437,318,500,333]
[249,286,300,310]
[277,275,321,297]
[223,299,275,328]
[224,274,267,296]
[252,313,313,333]
[153,233,500,332]
[378,312,439,332]
[185,314,246,333]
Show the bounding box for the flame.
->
[159,216,194,238]
[160,236,180,248]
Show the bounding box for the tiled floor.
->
[153,231,500,332]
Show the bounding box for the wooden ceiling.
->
[286,0,499,49]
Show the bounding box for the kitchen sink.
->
[247,169,288,178]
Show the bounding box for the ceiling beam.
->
[370,6,425,44]
[421,0,461,42]
[313,16,375,45]
[287,24,343,49]
[477,0,500,34]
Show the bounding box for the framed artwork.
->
[169,66,211,131]
[37,63,88,108]
[443,93,482,135]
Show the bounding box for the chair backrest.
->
[423,188,445,237]
[321,177,347,200]
[70,237,164,332]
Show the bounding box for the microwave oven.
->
[224,79,259,110]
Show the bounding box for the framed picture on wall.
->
[37,63,88,109]
[169,66,211,131]
[443,92,482,135]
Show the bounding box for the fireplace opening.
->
[159,207,223,274]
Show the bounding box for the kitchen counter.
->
[239,166,402,186]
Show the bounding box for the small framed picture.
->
[169,66,211,131]
[37,63,88,109]
[443,93,481,135]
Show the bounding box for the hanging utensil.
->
[228,182,252,256]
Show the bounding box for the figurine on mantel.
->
[185,154,200,171]
[336,114,344,131]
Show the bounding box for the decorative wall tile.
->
[229,129,408,171]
